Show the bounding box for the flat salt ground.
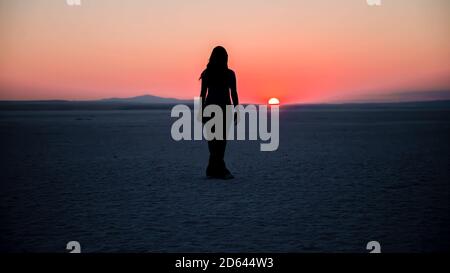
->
[0,107,449,252]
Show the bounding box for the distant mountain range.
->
[0,95,193,110]
[339,90,450,104]
[0,94,190,104]
[99,95,190,104]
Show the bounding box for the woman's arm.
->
[230,71,239,106]
[200,77,207,106]
[230,71,240,125]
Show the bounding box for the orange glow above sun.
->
[0,1,449,103]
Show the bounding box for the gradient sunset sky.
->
[0,0,449,103]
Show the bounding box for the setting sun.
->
[268,98,280,105]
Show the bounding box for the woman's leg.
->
[207,139,229,176]
[205,106,233,178]
[207,140,214,176]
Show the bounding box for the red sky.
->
[0,0,449,104]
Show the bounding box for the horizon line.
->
[1,89,450,105]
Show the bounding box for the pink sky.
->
[0,0,449,103]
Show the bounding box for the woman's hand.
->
[197,108,203,123]
[234,109,240,125]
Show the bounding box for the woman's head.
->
[207,46,228,70]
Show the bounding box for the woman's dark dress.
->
[200,68,238,177]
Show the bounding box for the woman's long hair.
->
[200,46,228,80]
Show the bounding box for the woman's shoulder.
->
[201,68,234,79]
[227,69,236,78]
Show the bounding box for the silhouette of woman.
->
[200,46,239,179]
